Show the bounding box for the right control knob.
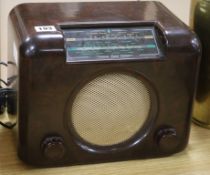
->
[156,127,179,153]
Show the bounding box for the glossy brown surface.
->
[9,2,201,167]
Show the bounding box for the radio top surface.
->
[10,1,199,61]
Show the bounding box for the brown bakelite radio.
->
[8,1,200,167]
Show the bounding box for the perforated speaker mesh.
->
[71,73,151,146]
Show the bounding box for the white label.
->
[34,25,57,32]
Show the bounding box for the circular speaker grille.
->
[71,73,151,146]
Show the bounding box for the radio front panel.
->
[8,2,201,167]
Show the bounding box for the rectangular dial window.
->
[63,27,163,63]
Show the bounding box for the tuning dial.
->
[41,136,66,161]
[156,127,179,153]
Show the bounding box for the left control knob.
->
[41,136,66,161]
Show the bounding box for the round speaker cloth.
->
[71,73,151,146]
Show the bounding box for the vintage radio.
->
[6,1,200,167]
